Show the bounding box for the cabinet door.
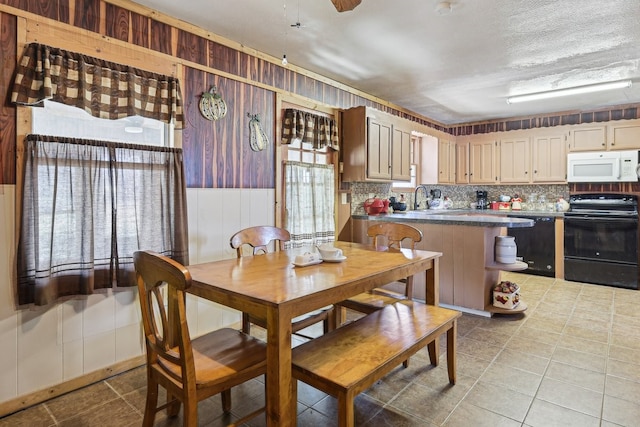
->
[455,142,469,184]
[469,139,496,183]
[532,134,567,182]
[608,121,640,150]
[499,137,530,183]
[569,126,606,151]
[391,126,412,181]
[438,139,455,183]
[367,117,392,180]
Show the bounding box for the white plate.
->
[292,259,323,267]
[322,256,347,263]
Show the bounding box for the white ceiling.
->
[132,0,640,125]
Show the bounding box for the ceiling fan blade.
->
[330,0,362,12]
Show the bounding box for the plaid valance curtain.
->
[281,108,339,150]
[11,43,184,128]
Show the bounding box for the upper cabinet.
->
[469,137,496,184]
[568,126,606,151]
[568,120,640,152]
[391,121,412,181]
[498,137,530,183]
[455,142,470,184]
[532,132,567,182]
[342,106,412,182]
[608,121,640,150]
[438,138,456,183]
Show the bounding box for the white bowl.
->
[317,244,342,260]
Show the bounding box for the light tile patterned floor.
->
[2,272,640,426]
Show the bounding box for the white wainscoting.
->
[0,186,275,406]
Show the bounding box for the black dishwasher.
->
[507,216,555,277]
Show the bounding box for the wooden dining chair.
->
[134,250,267,427]
[336,222,423,320]
[230,226,335,336]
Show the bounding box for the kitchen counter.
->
[352,209,540,228]
[350,209,565,317]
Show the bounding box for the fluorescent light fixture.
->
[507,80,632,104]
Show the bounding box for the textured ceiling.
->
[131,0,640,125]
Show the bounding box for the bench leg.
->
[338,391,355,427]
[447,320,457,385]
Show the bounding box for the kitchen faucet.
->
[414,185,429,210]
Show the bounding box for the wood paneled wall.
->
[0,0,426,188]
[0,12,16,185]
[1,0,639,188]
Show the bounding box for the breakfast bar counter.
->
[350,211,536,317]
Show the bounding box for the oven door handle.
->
[564,216,638,223]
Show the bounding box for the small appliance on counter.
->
[476,190,489,209]
[429,189,444,209]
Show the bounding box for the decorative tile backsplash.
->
[349,182,570,214]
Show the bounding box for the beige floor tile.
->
[455,352,493,380]
[607,358,640,383]
[463,381,533,421]
[522,316,567,334]
[524,398,600,427]
[388,382,465,426]
[604,375,640,401]
[443,401,521,427]
[57,398,141,427]
[609,344,640,364]
[44,381,120,422]
[552,346,606,373]
[556,334,609,357]
[536,377,603,417]
[610,331,640,350]
[0,404,55,427]
[480,363,543,396]
[516,325,561,346]
[493,348,550,376]
[457,336,504,362]
[544,360,606,392]
[563,323,610,343]
[503,336,556,359]
[602,395,640,427]
[464,326,512,347]
[105,365,147,395]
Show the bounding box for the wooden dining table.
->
[186,241,442,426]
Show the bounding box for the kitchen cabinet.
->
[438,138,456,183]
[391,123,412,181]
[455,142,469,184]
[568,125,606,151]
[342,106,411,182]
[532,133,567,182]
[498,137,530,183]
[469,137,496,184]
[608,120,640,150]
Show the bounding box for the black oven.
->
[564,194,639,290]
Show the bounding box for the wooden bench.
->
[291,301,461,427]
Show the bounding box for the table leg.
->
[265,306,296,426]
[426,258,440,362]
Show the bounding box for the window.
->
[32,100,172,146]
[17,103,187,306]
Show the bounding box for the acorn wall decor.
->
[199,86,227,121]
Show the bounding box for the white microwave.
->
[567,150,640,183]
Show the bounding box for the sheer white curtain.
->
[284,162,335,248]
